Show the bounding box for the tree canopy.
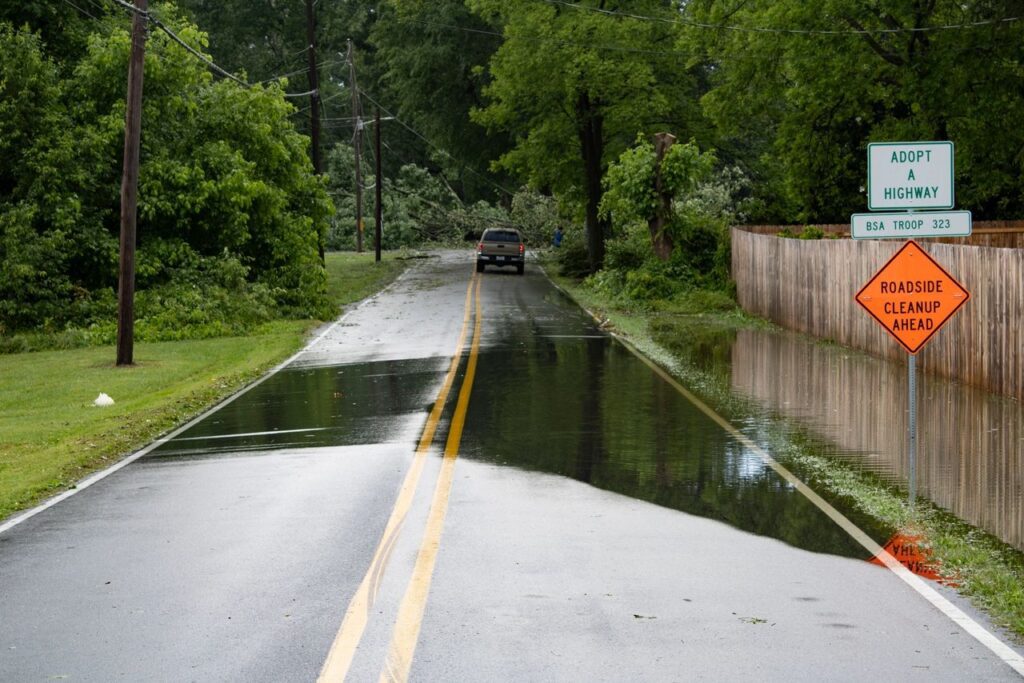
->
[3,0,1024,337]
[690,0,1024,221]
[0,8,331,336]
[467,0,706,271]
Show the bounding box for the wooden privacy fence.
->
[731,223,1024,401]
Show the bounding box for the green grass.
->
[543,260,1024,642]
[0,251,409,521]
[324,250,408,312]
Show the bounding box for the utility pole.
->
[374,106,382,263]
[304,0,324,263]
[347,40,363,253]
[116,0,147,367]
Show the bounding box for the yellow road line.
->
[379,277,484,683]
[621,338,1024,677]
[317,274,478,683]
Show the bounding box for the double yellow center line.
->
[318,272,483,683]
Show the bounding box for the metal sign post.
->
[855,240,969,510]
[908,354,917,509]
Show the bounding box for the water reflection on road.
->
[731,328,1024,552]
[460,281,888,559]
[151,358,447,457]
[150,264,1021,559]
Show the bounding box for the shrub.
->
[798,225,826,240]
[603,227,650,272]
[556,236,592,279]
[625,269,679,301]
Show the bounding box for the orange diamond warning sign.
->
[855,240,969,354]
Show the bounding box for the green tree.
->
[175,0,381,149]
[690,0,1024,221]
[467,0,704,272]
[370,0,512,202]
[0,0,103,65]
[0,24,84,330]
[601,134,716,261]
[0,11,333,333]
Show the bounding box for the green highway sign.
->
[851,210,972,240]
[868,141,954,211]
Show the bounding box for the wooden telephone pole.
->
[116,0,147,366]
[347,40,363,253]
[304,0,324,263]
[374,107,383,262]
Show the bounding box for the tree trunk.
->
[648,132,677,262]
[576,92,608,273]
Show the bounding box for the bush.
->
[0,250,280,354]
[777,225,826,240]
[87,267,277,344]
[556,236,592,279]
[674,220,720,276]
[624,269,679,301]
[798,225,826,240]
[603,228,650,272]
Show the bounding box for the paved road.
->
[1,251,1021,681]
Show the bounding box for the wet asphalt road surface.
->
[1,251,1022,681]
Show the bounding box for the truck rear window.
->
[482,230,520,243]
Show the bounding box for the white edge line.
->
[0,263,419,537]
[537,262,1024,677]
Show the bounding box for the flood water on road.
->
[461,278,892,559]
[150,358,448,458]
[150,260,1021,560]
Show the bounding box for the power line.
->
[101,0,316,97]
[293,87,349,115]
[540,0,1022,35]
[259,58,348,85]
[399,17,689,56]
[356,87,516,197]
[81,0,111,16]
[60,0,99,20]
[147,15,249,87]
[397,7,1017,65]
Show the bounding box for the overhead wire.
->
[393,5,1020,68]
[356,87,516,197]
[259,58,347,85]
[374,141,517,236]
[61,0,99,20]
[81,0,111,16]
[398,17,689,56]
[100,0,318,97]
[539,0,1022,35]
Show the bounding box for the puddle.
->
[460,284,889,558]
[149,358,448,458]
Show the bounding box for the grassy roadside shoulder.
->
[540,254,1024,642]
[0,251,408,522]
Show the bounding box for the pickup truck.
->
[476,228,525,275]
